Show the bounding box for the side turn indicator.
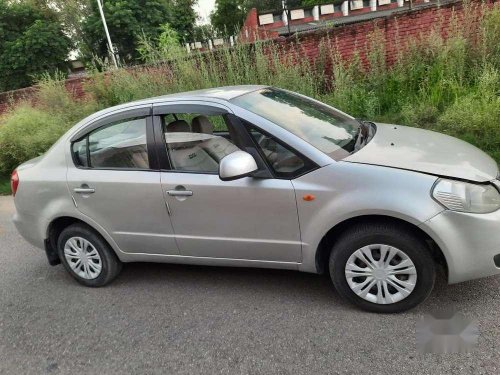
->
[303,194,316,202]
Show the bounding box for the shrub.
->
[436,67,500,161]
[0,106,66,172]
[0,75,97,172]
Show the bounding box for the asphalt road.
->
[0,196,499,374]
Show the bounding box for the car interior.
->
[163,114,240,173]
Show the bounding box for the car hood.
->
[344,123,498,182]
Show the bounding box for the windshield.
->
[231,88,361,159]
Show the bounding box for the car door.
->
[153,102,303,262]
[66,106,179,256]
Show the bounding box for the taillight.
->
[11,169,19,196]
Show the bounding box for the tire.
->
[329,222,435,313]
[57,223,122,287]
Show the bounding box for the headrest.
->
[191,116,214,135]
[167,120,190,132]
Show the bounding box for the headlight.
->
[432,179,500,213]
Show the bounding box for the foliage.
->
[0,174,10,195]
[82,0,170,64]
[211,0,248,36]
[0,3,499,175]
[81,0,197,64]
[0,75,98,173]
[138,24,186,63]
[193,24,216,40]
[0,0,71,91]
[38,0,92,54]
[168,0,198,42]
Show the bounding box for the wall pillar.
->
[313,5,320,21]
[341,1,349,16]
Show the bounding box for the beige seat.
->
[169,145,219,172]
[191,115,213,135]
[192,116,240,162]
[200,137,239,163]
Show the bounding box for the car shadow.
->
[41,258,499,315]
[113,261,348,305]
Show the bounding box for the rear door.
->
[66,106,178,255]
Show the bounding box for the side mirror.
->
[219,151,258,181]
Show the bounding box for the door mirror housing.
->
[219,151,258,181]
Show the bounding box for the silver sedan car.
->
[11,86,500,313]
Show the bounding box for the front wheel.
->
[329,223,435,313]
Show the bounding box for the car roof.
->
[145,85,268,102]
[80,85,266,124]
[69,85,268,140]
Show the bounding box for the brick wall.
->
[253,0,494,69]
[0,76,88,116]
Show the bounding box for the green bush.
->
[0,106,66,172]
[0,76,97,173]
[436,67,500,161]
[0,174,10,195]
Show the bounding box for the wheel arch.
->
[45,215,123,264]
[314,215,448,278]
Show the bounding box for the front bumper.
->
[419,208,500,284]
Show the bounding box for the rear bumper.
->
[12,210,46,250]
[419,209,500,284]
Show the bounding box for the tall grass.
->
[0,174,10,195]
[0,1,498,179]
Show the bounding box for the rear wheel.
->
[57,224,122,287]
[329,222,435,313]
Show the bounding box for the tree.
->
[137,23,186,63]
[169,0,198,42]
[44,0,92,54]
[82,0,169,63]
[193,24,215,41]
[82,0,197,64]
[0,0,71,91]
[211,0,247,37]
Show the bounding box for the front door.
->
[155,107,302,262]
[67,114,178,256]
[162,173,301,262]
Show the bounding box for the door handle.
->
[167,190,193,197]
[74,187,95,194]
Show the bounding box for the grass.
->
[0,174,10,195]
[0,1,498,174]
